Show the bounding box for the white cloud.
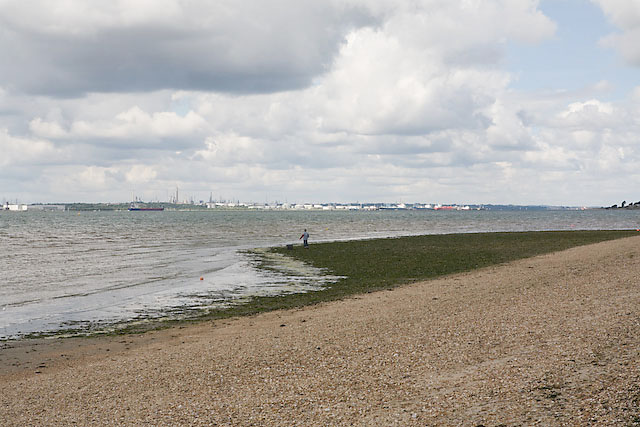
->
[125,164,158,184]
[312,28,505,136]
[0,128,57,167]
[556,99,620,129]
[485,100,533,150]
[300,0,553,138]
[383,0,555,56]
[30,106,207,149]
[592,0,640,31]
[593,0,640,65]
[29,118,68,139]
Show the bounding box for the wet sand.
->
[1,236,639,425]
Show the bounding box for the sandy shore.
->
[1,236,639,426]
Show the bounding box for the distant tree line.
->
[605,200,640,209]
[63,202,206,211]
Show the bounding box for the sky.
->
[1,0,639,206]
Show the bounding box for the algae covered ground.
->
[46,230,638,336]
[211,230,637,320]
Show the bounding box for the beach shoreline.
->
[2,236,639,425]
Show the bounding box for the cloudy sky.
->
[1,0,638,206]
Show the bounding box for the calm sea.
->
[1,209,638,339]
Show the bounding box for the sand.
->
[1,236,639,426]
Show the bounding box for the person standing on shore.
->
[300,229,309,248]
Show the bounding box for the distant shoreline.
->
[9,201,612,211]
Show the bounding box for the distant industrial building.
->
[28,204,66,211]
[3,203,28,211]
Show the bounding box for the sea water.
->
[1,208,638,339]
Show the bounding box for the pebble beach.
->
[1,236,639,425]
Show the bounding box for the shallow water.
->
[1,208,638,339]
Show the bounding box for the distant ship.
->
[128,203,164,211]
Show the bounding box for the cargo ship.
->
[128,203,164,211]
